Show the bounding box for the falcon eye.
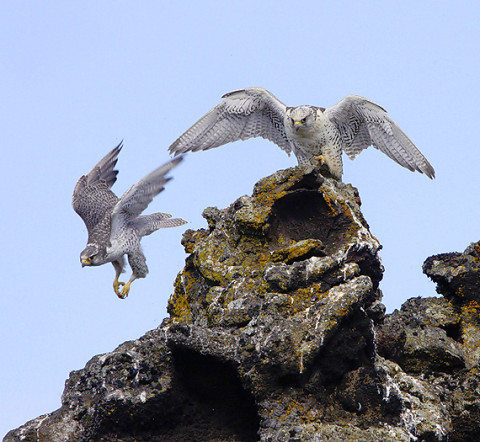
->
[301,117,306,123]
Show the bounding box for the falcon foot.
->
[314,155,326,165]
[119,281,132,299]
[113,278,126,298]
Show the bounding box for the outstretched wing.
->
[110,156,183,234]
[168,87,292,156]
[72,142,122,231]
[325,95,435,179]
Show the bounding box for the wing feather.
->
[110,156,183,234]
[325,95,435,178]
[72,142,122,231]
[168,87,292,155]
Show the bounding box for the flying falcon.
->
[73,142,187,299]
[168,87,435,180]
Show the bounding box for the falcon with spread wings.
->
[168,87,434,180]
[73,142,187,298]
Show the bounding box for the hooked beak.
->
[293,120,303,130]
[81,258,92,267]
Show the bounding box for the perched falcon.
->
[73,142,187,299]
[168,87,435,180]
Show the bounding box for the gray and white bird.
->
[168,87,435,180]
[73,142,187,299]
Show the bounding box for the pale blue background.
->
[2,1,479,436]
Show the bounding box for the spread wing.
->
[168,87,292,156]
[72,142,122,232]
[110,156,183,234]
[325,95,435,179]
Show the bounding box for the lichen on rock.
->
[6,167,480,442]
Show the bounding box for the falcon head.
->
[80,244,100,267]
[287,106,316,132]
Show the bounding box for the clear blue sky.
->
[2,1,479,436]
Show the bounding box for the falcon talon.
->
[119,282,132,299]
[116,291,128,300]
[169,87,435,181]
[73,142,187,299]
[113,279,125,297]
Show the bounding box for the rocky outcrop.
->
[376,241,480,442]
[5,165,480,441]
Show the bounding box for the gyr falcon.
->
[168,87,435,180]
[73,142,187,299]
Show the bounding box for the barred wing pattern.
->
[168,87,292,156]
[325,95,435,179]
[72,142,122,232]
[110,156,184,236]
[133,213,187,237]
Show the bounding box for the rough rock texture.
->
[5,166,480,441]
[376,241,480,442]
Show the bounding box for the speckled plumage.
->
[168,87,435,180]
[73,142,187,298]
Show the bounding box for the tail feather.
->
[133,213,187,237]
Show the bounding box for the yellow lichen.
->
[280,283,326,314]
[168,275,193,322]
[462,299,480,316]
[271,239,324,263]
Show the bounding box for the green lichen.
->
[168,273,193,322]
[271,239,325,263]
[282,283,326,314]
[167,291,192,322]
